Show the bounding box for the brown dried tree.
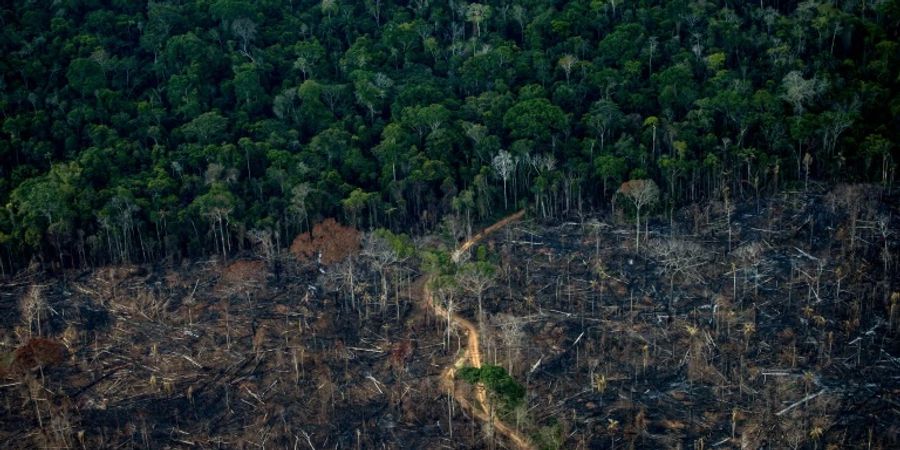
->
[290,218,360,265]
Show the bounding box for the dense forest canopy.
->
[0,0,898,271]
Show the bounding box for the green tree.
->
[66,58,105,97]
[583,99,622,152]
[503,98,568,143]
[293,39,326,80]
[342,188,376,229]
[10,163,85,266]
[654,62,697,113]
[862,134,893,186]
[594,154,627,198]
[466,3,492,37]
[457,364,525,411]
[191,183,239,258]
[180,111,228,144]
[231,63,266,113]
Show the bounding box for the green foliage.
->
[460,259,497,285]
[66,58,105,96]
[421,250,454,277]
[594,154,627,192]
[180,111,228,144]
[475,244,489,262]
[0,1,896,270]
[373,228,415,259]
[503,98,568,142]
[532,420,565,450]
[457,364,525,411]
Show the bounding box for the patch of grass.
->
[457,364,525,411]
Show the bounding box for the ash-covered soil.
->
[2,183,899,449]
[0,251,488,449]
[458,184,900,449]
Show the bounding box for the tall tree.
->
[492,150,515,210]
[616,179,659,251]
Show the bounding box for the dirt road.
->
[450,210,526,264]
[423,210,535,450]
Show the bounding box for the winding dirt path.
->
[451,211,525,264]
[422,210,535,450]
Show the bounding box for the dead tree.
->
[731,241,768,308]
[648,238,709,295]
[362,233,401,311]
[432,277,458,351]
[290,218,360,265]
[216,260,266,310]
[248,228,277,266]
[495,313,524,376]
[19,285,47,338]
[460,261,496,322]
[616,179,660,251]
[826,184,878,253]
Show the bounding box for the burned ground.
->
[454,184,900,449]
[0,249,491,449]
[1,184,898,449]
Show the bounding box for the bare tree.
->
[648,238,709,295]
[616,179,660,251]
[230,18,257,61]
[495,313,524,375]
[781,70,827,115]
[460,262,496,322]
[722,185,735,252]
[731,241,768,308]
[19,285,46,338]
[248,228,277,265]
[433,277,458,351]
[361,231,405,312]
[877,215,893,282]
[492,150,515,209]
[826,184,877,252]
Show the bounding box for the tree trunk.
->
[502,178,508,210]
[635,206,641,251]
